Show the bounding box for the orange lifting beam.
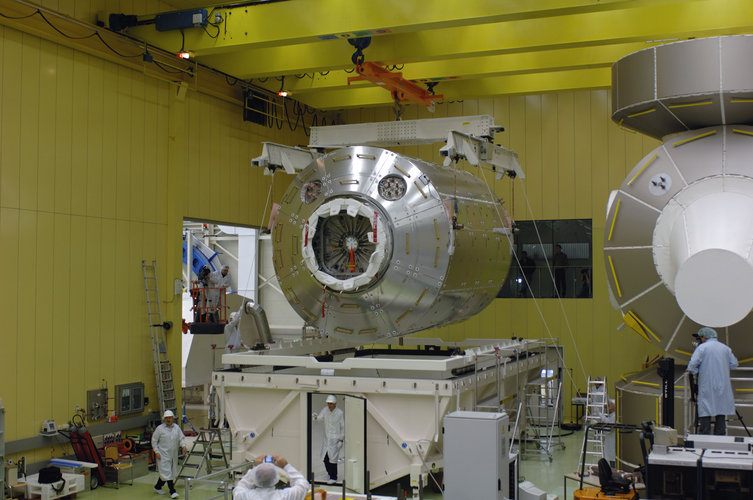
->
[348,62,443,108]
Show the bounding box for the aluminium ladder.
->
[178,429,231,480]
[577,377,609,472]
[520,378,565,461]
[142,260,177,418]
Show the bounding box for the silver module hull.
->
[272,146,512,343]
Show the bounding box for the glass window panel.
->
[497,219,592,299]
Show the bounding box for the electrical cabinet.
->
[444,411,509,500]
[115,382,145,416]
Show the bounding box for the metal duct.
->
[238,299,273,346]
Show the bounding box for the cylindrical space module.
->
[272,146,512,343]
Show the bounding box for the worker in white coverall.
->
[233,455,308,500]
[208,265,232,322]
[312,395,344,483]
[600,399,616,467]
[223,310,242,369]
[687,327,738,435]
[152,410,187,498]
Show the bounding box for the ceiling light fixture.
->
[277,75,290,97]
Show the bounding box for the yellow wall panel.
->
[1,27,22,209]
[84,217,102,383]
[51,214,71,422]
[54,46,74,214]
[556,93,576,219]
[127,219,145,378]
[67,215,87,409]
[0,17,209,451]
[115,66,132,221]
[34,212,55,423]
[100,62,118,220]
[142,79,159,224]
[100,219,117,384]
[113,219,129,370]
[16,210,37,437]
[19,33,40,212]
[540,94,559,219]
[572,92,592,219]
[56,0,76,16]
[70,51,88,216]
[130,73,146,223]
[590,91,610,229]
[38,41,57,214]
[524,95,544,218]
[154,84,169,226]
[0,209,19,436]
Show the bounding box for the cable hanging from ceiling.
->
[0,1,333,125]
[254,92,332,136]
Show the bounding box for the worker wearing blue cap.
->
[687,327,739,435]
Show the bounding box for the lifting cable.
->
[472,160,589,388]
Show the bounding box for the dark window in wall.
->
[497,219,593,299]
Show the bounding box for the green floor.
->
[518,429,585,499]
[67,429,584,499]
[44,406,589,499]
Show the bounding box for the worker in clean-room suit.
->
[208,265,232,322]
[313,395,344,483]
[152,410,187,498]
[687,327,738,435]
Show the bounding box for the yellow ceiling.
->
[126,0,753,110]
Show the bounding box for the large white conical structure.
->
[605,36,753,360]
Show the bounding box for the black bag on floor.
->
[38,466,66,492]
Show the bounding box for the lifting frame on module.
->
[212,338,559,494]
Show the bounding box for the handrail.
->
[190,281,228,324]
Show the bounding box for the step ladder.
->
[142,260,177,417]
[578,377,609,471]
[178,429,231,479]
[520,378,565,461]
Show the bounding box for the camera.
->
[264,456,274,463]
